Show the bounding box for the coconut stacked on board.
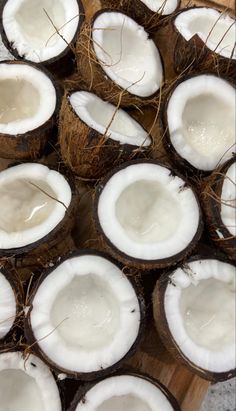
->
[0,0,235,410]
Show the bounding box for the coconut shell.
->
[201,157,236,260]
[153,255,236,382]
[68,371,181,411]
[0,0,85,79]
[173,7,236,82]
[0,60,62,160]
[59,91,151,180]
[94,159,204,270]
[24,249,146,380]
[75,10,163,107]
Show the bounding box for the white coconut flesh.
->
[69,91,151,147]
[0,351,62,411]
[92,12,163,97]
[2,0,80,63]
[98,162,200,261]
[140,0,179,15]
[0,271,16,339]
[175,8,236,60]
[0,163,71,250]
[0,63,56,135]
[220,162,236,236]
[29,254,140,373]
[75,375,174,411]
[167,75,235,171]
[164,259,236,373]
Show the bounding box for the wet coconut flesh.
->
[92,11,163,97]
[96,161,202,266]
[175,8,236,60]
[0,62,56,136]
[0,163,72,252]
[0,351,62,411]
[70,91,151,147]
[28,254,142,376]
[155,258,236,379]
[2,0,82,63]
[166,74,235,172]
[72,375,179,411]
[0,270,16,339]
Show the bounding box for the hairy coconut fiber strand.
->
[59,92,151,180]
[201,158,236,260]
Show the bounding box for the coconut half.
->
[59,90,151,179]
[1,0,84,75]
[153,257,236,381]
[70,374,180,411]
[165,74,235,172]
[95,160,202,268]
[0,163,72,255]
[0,60,58,159]
[0,269,17,340]
[26,252,144,379]
[0,351,62,411]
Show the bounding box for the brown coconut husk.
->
[201,157,236,260]
[24,249,146,380]
[59,90,152,180]
[0,60,62,160]
[153,255,236,382]
[75,12,163,108]
[0,0,85,79]
[173,7,236,82]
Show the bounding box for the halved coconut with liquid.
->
[0,268,20,341]
[95,160,203,269]
[165,74,235,173]
[0,0,84,77]
[0,162,73,256]
[0,351,62,411]
[174,7,236,78]
[202,157,236,259]
[59,90,151,179]
[70,373,180,411]
[25,252,144,379]
[76,11,163,106]
[0,60,59,160]
[153,257,236,381]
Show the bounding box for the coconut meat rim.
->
[2,0,80,63]
[70,91,151,147]
[140,0,179,15]
[0,271,16,339]
[92,12,163,97]
[175,8,236,60]
[29,254,141,373]
[0,351,61,411]
[0,63,57,135]
[0,163,72,250]
[221,162,236,237]
[164,259,236,373]
[97,162,200,261]
[75,375,174,411]
[167,75,235,171]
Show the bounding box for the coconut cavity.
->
[175,8,236,60]
[70,91,151,147]
[167,75,235,171]
[221,162,236,236]
[0,62,56,135]
[0,163,72,250]
[2,0,81,62]
[164,259,236,373]
[0,271,16,339]
[29,254,141,374]
[0,351,61,411]
[75,375,175,411]
[97,162,201,263]
[92,12,163,97]
[140,0,179,15]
